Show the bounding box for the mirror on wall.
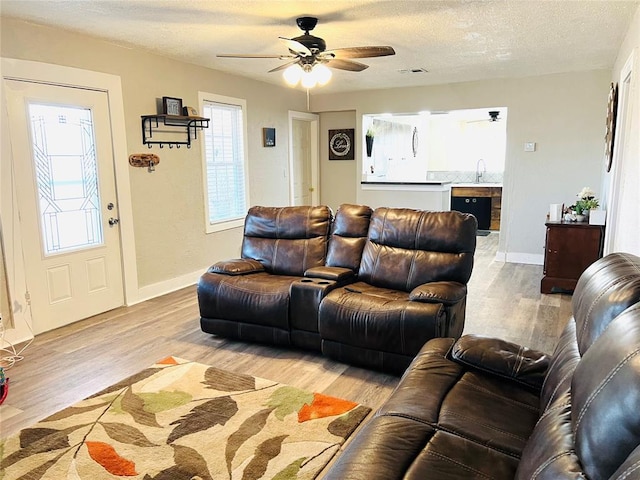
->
[362,108,507,183]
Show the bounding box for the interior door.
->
[291,118,313,205]
[4,80,124,334]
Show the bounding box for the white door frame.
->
[1,58,138,342]
[288,110,319,205]
[603,51,635,255]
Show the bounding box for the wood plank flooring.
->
[0,233,573,441]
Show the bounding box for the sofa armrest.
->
[304,266,355,283]
[450,334,550,391]
[409,281,467,305]
[208,258,264,275]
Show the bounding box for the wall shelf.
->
[141,114,209,149]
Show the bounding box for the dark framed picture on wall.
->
[328,129,355,160]
[263,127,276,147]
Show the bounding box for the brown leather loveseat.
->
[198,204,477,373]
[324,252,640,479]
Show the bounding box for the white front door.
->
[4,80,124,334]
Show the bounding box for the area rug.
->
[0,357,370,479]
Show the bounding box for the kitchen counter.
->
[452,182,503,187]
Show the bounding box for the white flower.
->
[577,187,595,199]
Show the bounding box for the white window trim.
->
[198,91,250,233]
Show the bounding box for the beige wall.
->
[318,111,358,211]
[1,17,307,289]
[312,70,610,263]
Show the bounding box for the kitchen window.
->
[200,93,249,233]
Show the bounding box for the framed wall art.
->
[263,127,276,147]
[162,96,183,116]
[328,129,354,160]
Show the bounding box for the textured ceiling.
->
[1,1,638,94]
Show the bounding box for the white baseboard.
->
[133,267,208,305]
[495,251,544,265]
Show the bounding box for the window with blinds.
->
[201,95,249,232]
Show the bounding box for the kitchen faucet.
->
[475,159,487,183]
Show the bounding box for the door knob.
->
[108,217,120,227]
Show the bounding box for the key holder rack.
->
[141,114,210,149]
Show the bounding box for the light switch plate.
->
[524,142,536,152]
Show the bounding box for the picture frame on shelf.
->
[162,96,183,116]
[182,106,198,117]
[263,127,276,147]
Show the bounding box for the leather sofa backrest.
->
[325,204,373,271]
[572,252,640,355]
[358,208,477,291]
[241,205,332,276]
[571,303,640,480]
[517,253,640,479]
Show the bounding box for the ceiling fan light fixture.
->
[283,64,302,86]
[301,68,318,89]
[314,64,332,86]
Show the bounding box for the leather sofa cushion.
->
[304,266,355,282]
[540,319,581,411]
[359,208,476,292]
[572,252,640,354]
[571,303,640,480]
[319,282,445,356]
[324,415,519,480]
[208,258,264,275]
[326,204,373,271]
[241,205,331,276]
[198,271,300,329]
[380,338,540,458]
[409,281,467,305]
[450,335,550,391]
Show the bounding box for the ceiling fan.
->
[468,110,502,123]
[217,16,395,88]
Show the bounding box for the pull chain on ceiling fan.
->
[218,16,395,89]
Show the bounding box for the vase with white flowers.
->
[570,187,599,221]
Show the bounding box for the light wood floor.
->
[0,233,572,440]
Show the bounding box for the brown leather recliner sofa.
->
[324,252,640,479]
[198,204,477,373]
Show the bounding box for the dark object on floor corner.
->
[477,230,491,236]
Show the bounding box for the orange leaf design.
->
[86,441,137,476]
[157,356,179,365]
[297,393,358,422]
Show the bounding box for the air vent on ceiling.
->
[398,67,429,74]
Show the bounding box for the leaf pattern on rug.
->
[101,422,156,447]
[137,390,192,414]
[122,386,161,428]
[202,366,256,392]
[2,358,371,480]
[241,435,288,480]
[86,441,138,476]
[168,396,238,443]
[225,407,274,475]
[265,386,314,421]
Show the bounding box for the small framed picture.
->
[182,106,198,117]
[263,127,276,147]
[328,129,355,160]
[162,96,183,116]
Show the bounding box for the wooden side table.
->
[541,221,604,294]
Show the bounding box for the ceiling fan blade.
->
[279,37,312,57]
[268,59,300,73]
[325,59,369,72]
[217,53,293,59]
[323,46,396,59]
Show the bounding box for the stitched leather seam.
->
[440,410,528,441]
[458,378,539,412]
[423,450,495,479]
[537,399,571,424]
[542,369,575,411]
[530,450,576,479]
[513,346,525,377]
[616,459,640,480]
[576,348,640,429]
[377,413,520,459]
